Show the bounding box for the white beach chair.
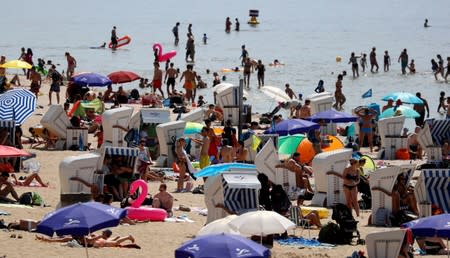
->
[366,229,406,258]
[370,165,415,225]
[414,169,450,217]
[0,119,16,146]
[378,116,407,160]
[418,123,443,163]
[102,107,134,147]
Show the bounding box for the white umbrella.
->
[260,86,291,102]
[229,211,295,239]
[197,215,240,236]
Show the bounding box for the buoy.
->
[336,56,342,63]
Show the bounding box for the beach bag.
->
[19,192,43,206]
[318,222,342,244]
[374,208,391,226]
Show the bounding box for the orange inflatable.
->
[296,135,344,164]
[109,35,132,49]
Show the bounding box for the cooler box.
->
[102,107,133,147]
[40,105,70,138]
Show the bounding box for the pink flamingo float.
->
[125,179,167,221]
[152,43,177,62]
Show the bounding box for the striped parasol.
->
[0,89,36,125]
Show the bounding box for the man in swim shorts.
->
[111,26,118,50]
[49,66,62,105]
[369,47,379,73]
[179,64,196,103]
[152,62,164,98]
[191,127,211,169]
[164,62,178,96]
[172,22,180,46]
[65,52,76,80]
[152,183,174,214]
[413,92,429,127]
[29,67,41,99]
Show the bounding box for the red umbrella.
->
[107,71,140,84]
[0,145,31,158]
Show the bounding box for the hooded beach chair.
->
[414,169,450,217]
[0,120,15,146]
[417,123,442,163]
[370,165,415,225]
[366,229,407,258]
[378,116,407,160]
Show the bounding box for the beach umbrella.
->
[278,134,306,155]
[184,122,204,135]
[72,72,112,87]
[264,119,320,136]
[229,211,295,240]
[381,92,423,104]
[0,60,32,69]
[107,70,140,84]
[260,86,291,102]
[0,145,31,158]
[0,88,36,125]
[379,106,420,119]
[194,163,256,178]
[175,233,271,258]
[197,215,239,236]
[306,109,357,123]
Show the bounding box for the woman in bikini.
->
[355,107,377,152]
[175,138,187,192]
[327,159,360,217]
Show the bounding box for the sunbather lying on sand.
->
[11,173,48,187]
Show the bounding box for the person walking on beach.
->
[24,48,33,79]
[255,60,265,88]
[243,57,252,88]
[333,74,346,110]
[174,138,187,192]
[398,49,409,75]
[240,45,248,66]
[29,67,41,99]
[348,52,360,78]
[225,17,232,33]
[172,22,180,46]
[384,50,391,72]
[48,66,62,105]
[164,62,178,96]
[180,64,196,103]
[18,47,27,75]
[360,53,367,73]
[369,47,379,73]
[191,127,211,169]
[235,18,240,31]
[413,92,429,126]
[185,34,195,62]
[152,62,164,98]
[111,26,118,50]
[65,52,76,80]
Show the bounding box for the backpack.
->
[318,222,342,244]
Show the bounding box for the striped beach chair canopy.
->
[417,169,450,213]
[428,119,450,146]
[0,120,15,146]
[222,173,261,215]
[103,146,139,169]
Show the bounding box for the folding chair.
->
[289,206,311,238]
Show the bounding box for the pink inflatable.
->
[125,180,167,221]
[152,43,177,62]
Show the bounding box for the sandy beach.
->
[0,77,442,258]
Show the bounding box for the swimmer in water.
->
[424,19,430,28]
[100,42,106,48]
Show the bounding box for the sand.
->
[0,76,438,258]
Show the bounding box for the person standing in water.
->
[225,17,232,33]
[255,59,265,88]
[240,45,248,66]
[384,50,391,72]
[370,47,379,73]
[360,53,367,73]
[172,22,180,46]
[243,57,252,88]
[185,34,195,62]
[333,74,346,110]
[111,26,118,50]
[180,64,197,104]
[445,57,450,82]
[235,18,240,31]
[187,23,193,37]
[164,62,178,96]
[413,92,429,127]
[398,49,409,75]
[348,52,360,78]
[424,19,430,28]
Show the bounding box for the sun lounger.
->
[366,229,406,258]
[414,169,450,217]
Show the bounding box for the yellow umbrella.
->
[0,60,32,69]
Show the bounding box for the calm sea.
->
[2,0,449,127]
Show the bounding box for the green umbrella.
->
[278,135,306,155]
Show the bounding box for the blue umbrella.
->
[379,106,420,119]
[194,163,256,178]
[306,109,357,123]
[72,72,112,87]
[175,233,271,258]
[0,88,36,125]
[402,214,450,238]
[36,202,126,237]
[264,119,320,136]
[382,92,423,104]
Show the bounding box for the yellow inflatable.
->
[301,206,329,219]
[336,56,342,63]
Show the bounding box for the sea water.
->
[1,0,449,129]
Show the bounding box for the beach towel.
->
[0,203,34,209]
[276,237,335,249]
[164,215,194,223]
[0,209,10,215]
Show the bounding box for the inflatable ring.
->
[301,206,329,219]
[109,35,132,49]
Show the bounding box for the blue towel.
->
[276,237,335,248]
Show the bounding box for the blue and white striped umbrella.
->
[0,89,36,125]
